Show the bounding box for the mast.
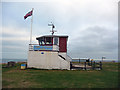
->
[48,22,57,35]
[30,8,34,44]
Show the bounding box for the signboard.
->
[34,45,53,51]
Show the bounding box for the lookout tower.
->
[27,24,72,70]
[36,35,68,52]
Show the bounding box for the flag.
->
[24,10,33,19]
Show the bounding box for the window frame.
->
[53,37,59,45]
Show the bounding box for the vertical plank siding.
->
[59,37,67,52]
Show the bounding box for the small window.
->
[54,37,58,45]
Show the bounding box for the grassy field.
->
[2,62,118,88]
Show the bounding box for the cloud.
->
[2,26,37,59]
[2,27,29,37]
[67,25,118,59]
[2,26,38,43]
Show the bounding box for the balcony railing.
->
[29,44,59,51]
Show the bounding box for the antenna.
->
[48,22,57,35]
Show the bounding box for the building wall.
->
[27,51,70,70]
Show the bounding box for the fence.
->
[71,58,102,70]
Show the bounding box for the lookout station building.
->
[27,35,72,70]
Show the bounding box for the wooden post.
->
[92,61,95,70]
[84,62,86,70]
[100,61,102,70]
[94,61,96,70]
[91,60,92,66]
[88,59,90,66]
[79,59,80,63]
[70,62,72,70]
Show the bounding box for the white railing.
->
[29,44,59,51]
[52,45,59,51]
[29,44,34,51]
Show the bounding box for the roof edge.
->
[36,35,68,40]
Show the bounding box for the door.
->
[59,37,67,52]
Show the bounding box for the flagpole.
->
[30,8,34,44]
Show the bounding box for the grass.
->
[2,62,118,88]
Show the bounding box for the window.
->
[45,37,52,44]
[54,37,59,45]
[38,37,52,45]
[39,37,45,45]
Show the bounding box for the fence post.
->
[88,59,90,66]
[70,62,72,70]
[100,61,102,70]
[91,60,92,66]
[84,62,86,70]
[92,61,95,70]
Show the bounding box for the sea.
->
[1,58,118,63]
[1,59,27,63]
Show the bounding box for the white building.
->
[27,35,72,70]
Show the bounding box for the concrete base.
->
[27,51,70,70]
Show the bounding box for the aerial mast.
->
[48,22,57,35]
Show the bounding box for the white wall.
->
[58,52,67,59]
[53,45,59,51]
[27,51,70,70]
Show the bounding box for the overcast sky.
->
[1,0,119,60]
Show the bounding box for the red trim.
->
[51,37,53,45]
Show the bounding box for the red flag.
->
[24,10,33,19]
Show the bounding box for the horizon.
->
[1,58,118,61]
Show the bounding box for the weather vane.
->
[48,22,57,35]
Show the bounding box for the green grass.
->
[2,62,118,88]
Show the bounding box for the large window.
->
[45,37,52,44]
[38,37,52,45]
[39,37,45,45]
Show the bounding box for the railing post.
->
[29,44,33,51]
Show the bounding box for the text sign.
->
[34,45,53,51]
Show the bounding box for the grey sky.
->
[1,0,118,60]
